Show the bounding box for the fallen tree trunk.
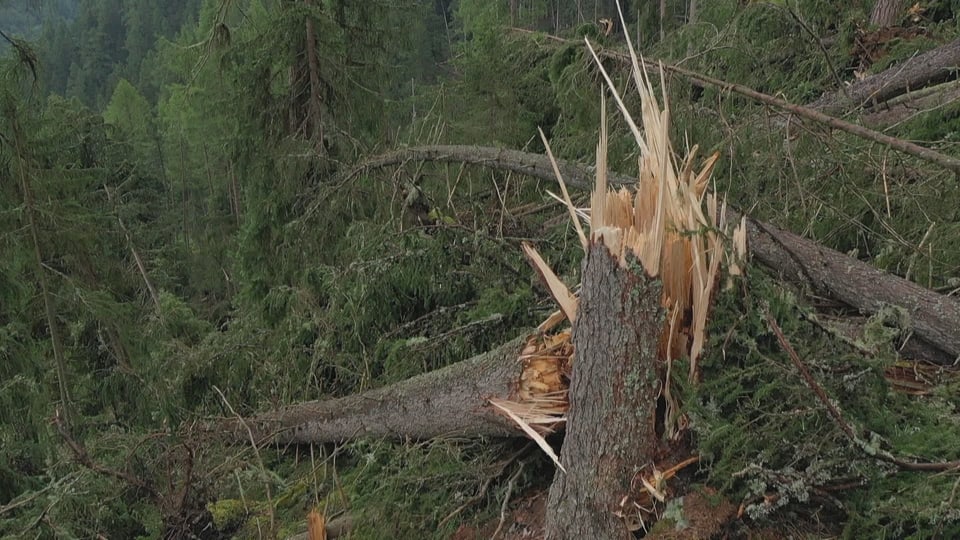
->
[808,37,960,115]
[861,79,960,128]
[732,212,959,364]
[224,335,527,444]
[532,34,960,163]
[350,144,960,363]
[543,33,960,142]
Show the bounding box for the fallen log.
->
[522,32,960,172]
[861,80,960,128]
[349,144,960,363]
[809,37,960,115]
[599,33,960,120]
[733,210,958,365]
[224,335,527,445]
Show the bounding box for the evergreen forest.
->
[3,0,960,538]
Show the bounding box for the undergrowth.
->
[689,267,960,537]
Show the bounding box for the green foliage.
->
[103,78,152,138]
[36,0,201,105]
[688,269,960,535]
[337,439,541,539]
[446,0,561,147]
[4,0,960,536]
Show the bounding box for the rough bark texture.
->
[223,143,960,456]
[809,38,960,115]
[731,210,960,363]
[861,80,960,128]
[347,145,596,191]
[870,0,909,27]
[659,61,960,174]
[543,31,958,121]
[351,145,960,363]
[225,335,526,444]
[545,246,665,540]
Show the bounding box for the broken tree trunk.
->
[347,144,960,363]
[544,246,665,539]
[234,142,960,445]
[223,335,526,444]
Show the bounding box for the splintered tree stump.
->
[545,244,665,540]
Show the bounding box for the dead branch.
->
[764,309,960,472]
[654,59,960,174]
[519,32,960,171]
[53,407,158,497]
[104,184,162,313]
[861,79,960,128]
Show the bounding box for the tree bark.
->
[870,0,909,27]
[545,245,665,539]
[808,38,960,115]
[730,210,960,364]
[535,30,960,127]
[347,144,960,363]
[657,60,960,174]
[512,36,960,173]
[343,144,597,192]
[223,335,527,444]
[861,80,960,128]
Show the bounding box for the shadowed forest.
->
[3,0,960,538]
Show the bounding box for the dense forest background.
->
[3,0,960,538]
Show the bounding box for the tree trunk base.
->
[545,245,667,539]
